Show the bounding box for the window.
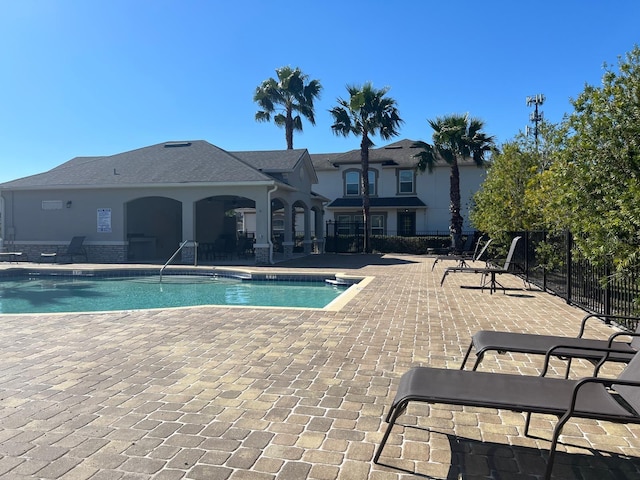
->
[344,169,377,196]
[345,171,359,196]
[336,215,352,235]
[272,215,285,232]
[398,169,415,194]
[333,213,385,235]
[354,214,364,234]
[368,170,377,196]
[371,215,385,235]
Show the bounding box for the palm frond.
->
[329,106,355,137]
[273,114,287,127]
[255,111,271,122]
[412,141,438,172]
[254,66,322,148]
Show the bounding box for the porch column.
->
[254,192,272,264]
[303,206,312,254]
[282,202,294,258]
[314,208,325,253]
[180,201,196,264]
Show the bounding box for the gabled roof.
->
[0,141,303,189]
[308,153,343,171]
[232,149,306,172]
[311,138,478,171]
[233,149,318,183]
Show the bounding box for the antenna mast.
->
[525,94,545,146]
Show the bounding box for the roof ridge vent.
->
[164,141,192,148]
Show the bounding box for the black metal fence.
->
[324,223,640,329]
[513,231,639,329]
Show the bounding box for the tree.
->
[254,66,322,149]
[413,114,496,251]
[470,123,561,237]
[329,83,403,253]
[537,45,640,272]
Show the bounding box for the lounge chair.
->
[40,236,88,263]
[461,313,640,376]
[440,235,522,294]
[431,235,490,271]
[374,347,640,480]
[0,251,26,262]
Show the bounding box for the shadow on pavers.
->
[376,430,640,479]
[274,253,418,269]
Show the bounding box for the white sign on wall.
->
[97,208,112,233]
[42,200,63,210]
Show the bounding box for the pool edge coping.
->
[0,265,374,314]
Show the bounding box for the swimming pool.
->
[0,271,360,314]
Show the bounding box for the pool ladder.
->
[159,240,198,282]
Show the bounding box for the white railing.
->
[159,240,197,282]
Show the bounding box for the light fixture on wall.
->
[66,201,72,208]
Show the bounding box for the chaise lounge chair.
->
[431,235,491,271]
[40,236,88,263]
[440,235,522,294]
[374,347,640,480]
[0,251,27,262]
[460,313,640,376]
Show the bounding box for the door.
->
[397,211,416,236]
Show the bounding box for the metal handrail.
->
[159,240,197,282]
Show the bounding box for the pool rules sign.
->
[97,208,112,233]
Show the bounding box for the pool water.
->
[0,275,348,313]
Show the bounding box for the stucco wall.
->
[1,183,290,263]
[314,163,485,233]
[3,188,127,242]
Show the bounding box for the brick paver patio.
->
[0,253,639,479]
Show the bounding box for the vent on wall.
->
[164,142,192,148]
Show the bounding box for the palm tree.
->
[254,66,322,149]
[413,113,496,252]
[330,83,403,253]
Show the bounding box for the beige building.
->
[0,138,487,263]
[0,141,326,264]
[311,139,486,236]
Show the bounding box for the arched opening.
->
[126,196,182,261]
[292,200,308,253]
[195,195,255,261]
[270,197,285,253]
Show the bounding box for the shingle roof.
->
[311,138,478,170]
[327,196,427,208]
[231,149,308,172]
[0,141,290,189]
[308,153,343,172]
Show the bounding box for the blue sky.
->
[1,1,638,183]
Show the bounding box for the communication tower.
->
[526,94,545,144]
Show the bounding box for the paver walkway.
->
[0,253,639,479]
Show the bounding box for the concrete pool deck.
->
[0,253,639,479]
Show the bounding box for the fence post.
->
[565,231,572,305]
[604,261,612,316]
[523,231,530,284]
[542,231,547,292]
